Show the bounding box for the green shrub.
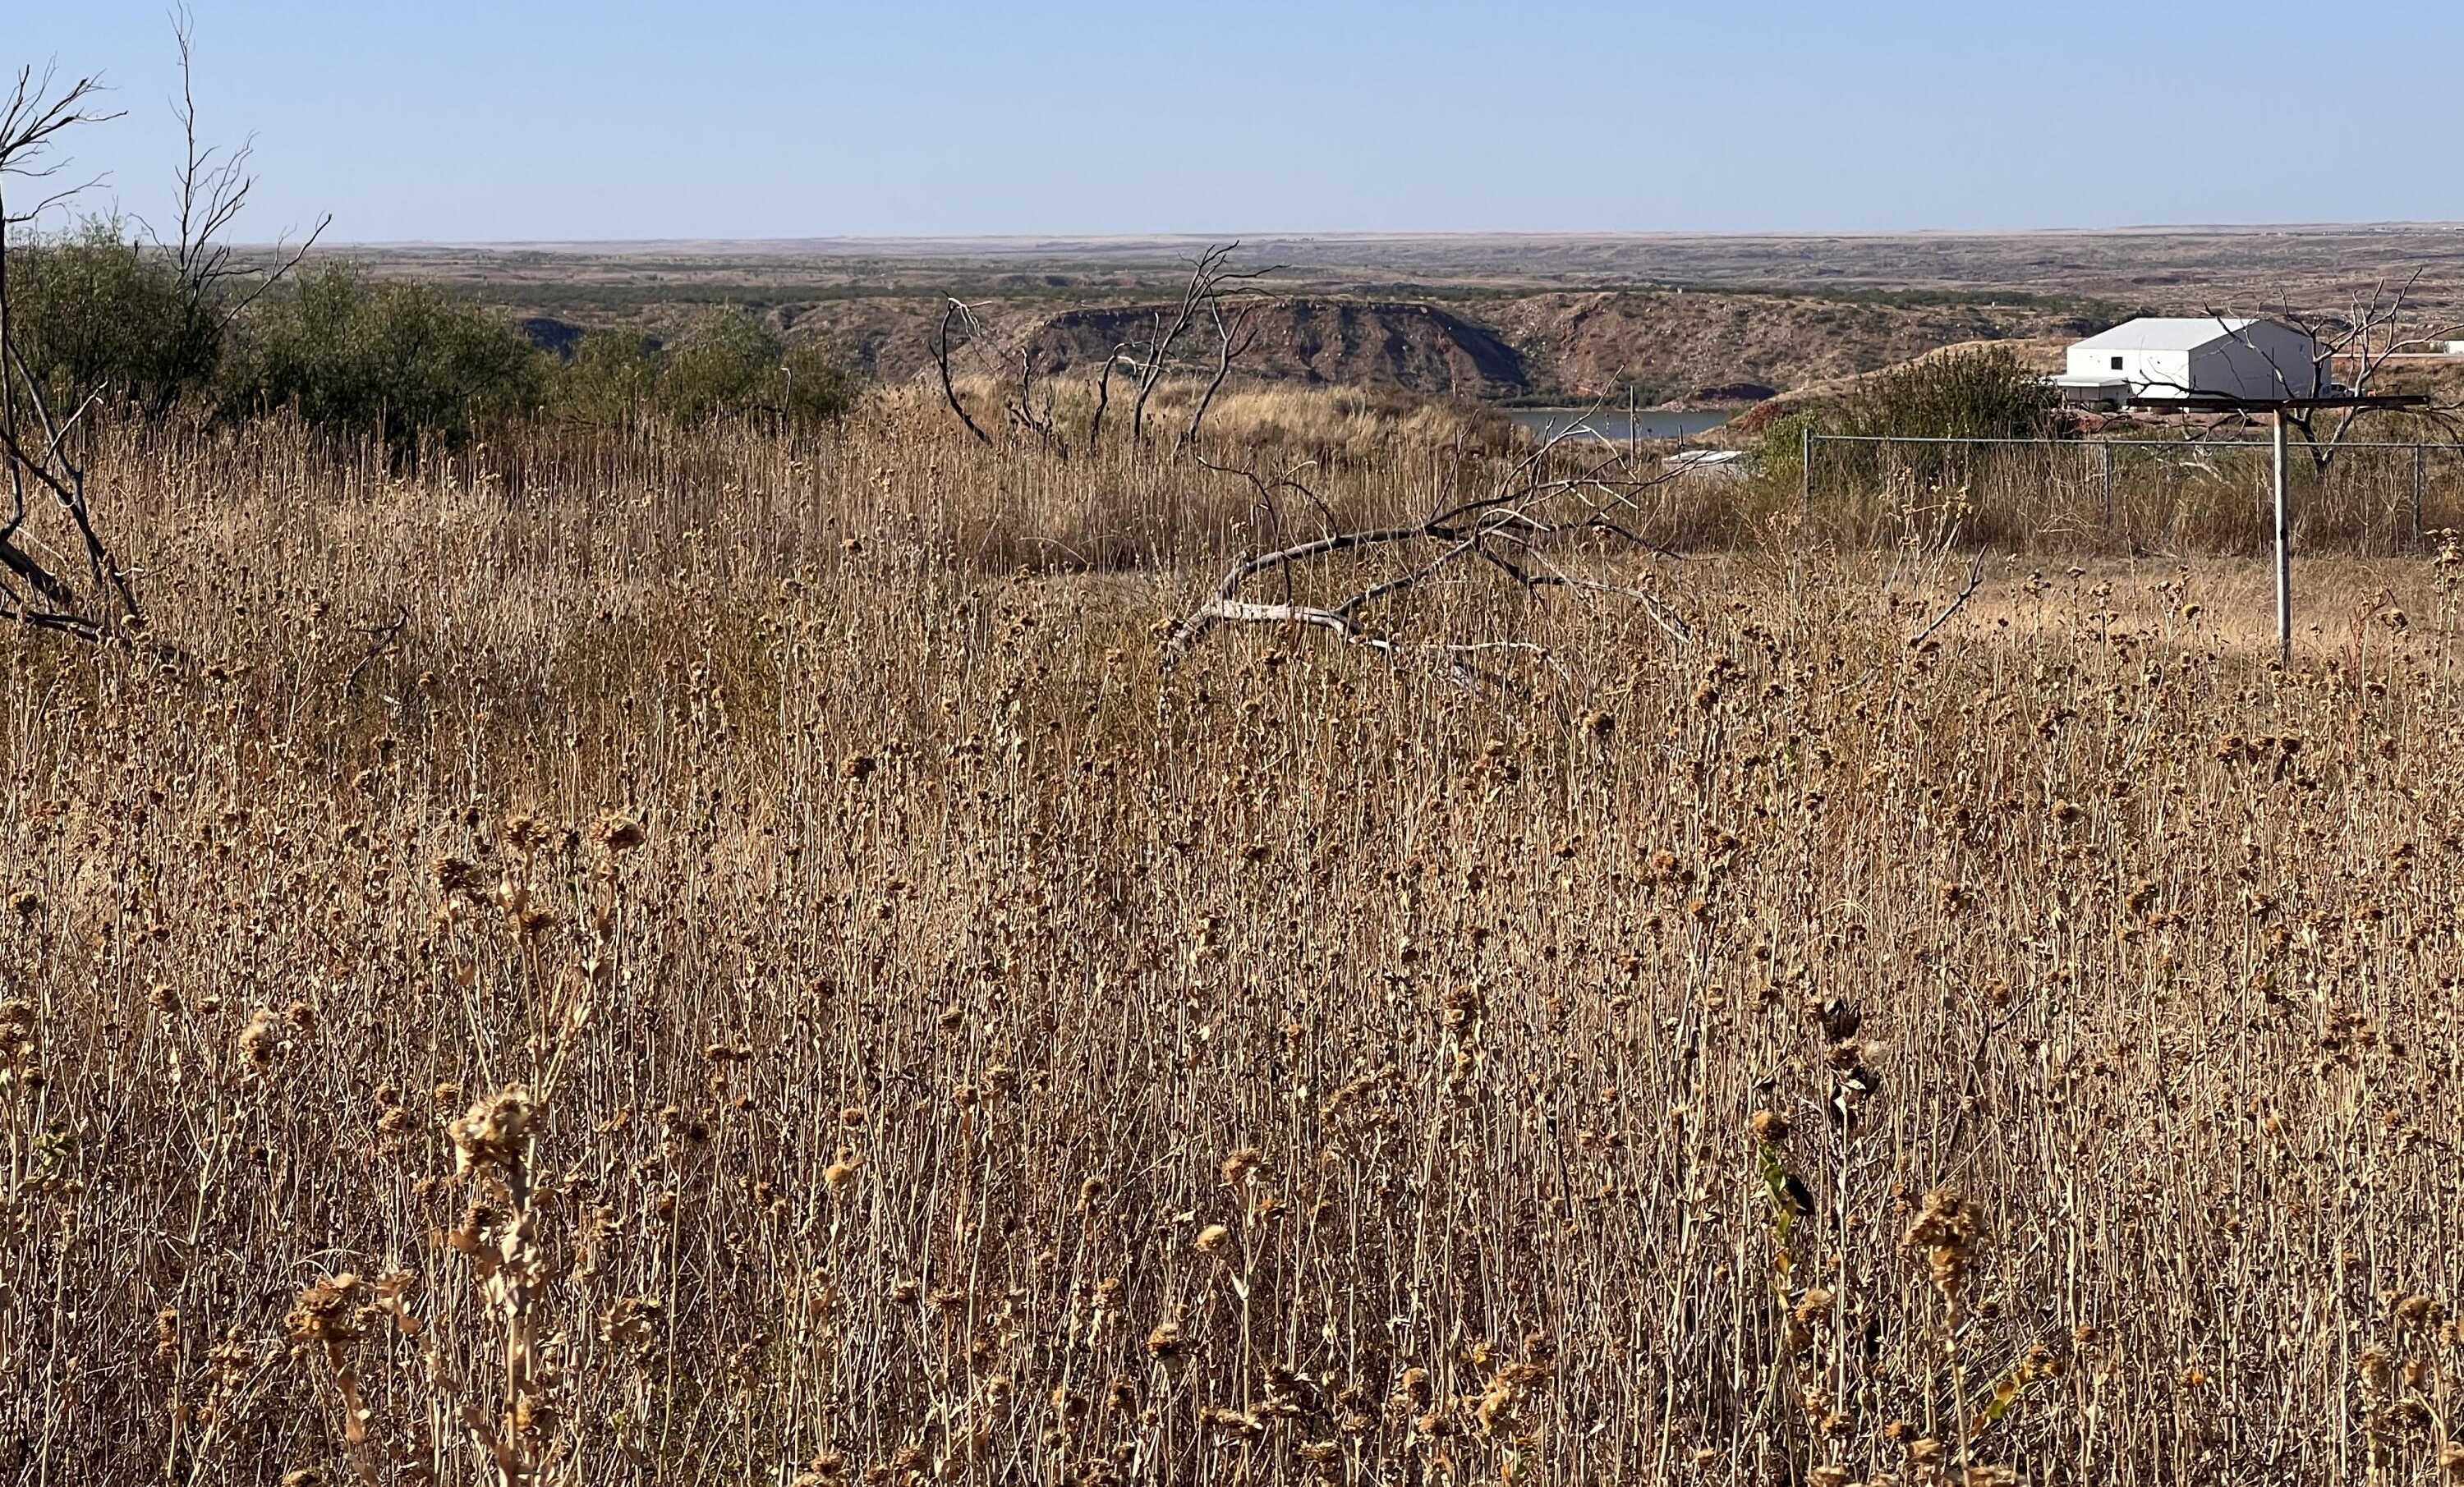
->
[777,337,860,427]
[222,264,541,447]
[552,331,661,427]
[7,225,862,447]
[1793,347,2060,493]
[549,310,857,430]
[1838,346,2056,443]
[656,309,777,425]
[1754,409,1825,487]
[2,217,218,412]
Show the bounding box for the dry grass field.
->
[7,399,2464,1487]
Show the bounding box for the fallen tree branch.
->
[1165,428,1697,675]
[345,603,411,694]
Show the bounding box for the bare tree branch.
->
[1907,547,1988,647]
[148,10,329,339]
[1131,241,1281,448]
[1087,341,1129,447]
[932,298,993,447]
[1005,347,1069,461]
[0,65,136,637]
[1176,291,1266,457]
[1166,424,1694,666]
[2190,280,2464,475]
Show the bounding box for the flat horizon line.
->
[306,221,2464,253]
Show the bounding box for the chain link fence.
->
[1802,434,2464,554]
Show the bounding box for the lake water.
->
[1507,406,1733,443]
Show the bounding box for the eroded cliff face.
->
[752,289,2094,405]
[1018,299,1531,399]
[1482,291,2094,402]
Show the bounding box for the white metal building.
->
[2053,318,2319,407]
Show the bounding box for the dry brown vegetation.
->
[1788,437,2464,559]
[918,378,1527,467]
[8,398,2464,1487]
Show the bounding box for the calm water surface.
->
[1507,407,1733,442]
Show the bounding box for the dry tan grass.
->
[917,374,1524,461]
[6,405,2464,1486]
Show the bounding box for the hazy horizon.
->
[324,222,2464,250]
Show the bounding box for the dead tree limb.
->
[155,9,328,339]
[1005,347,1069,461]
[1197,453,1335,537]
[1176,291,1266,457]
[2,22,319,641]
[1131,242,1280,447]
[2195,278,2464,475]
[345,602,411,693]
[1196,452,1335,610]
[1087,342,1129,447]
[0,66,133,639]
[1166,420,1694,669]
[1907,548,1989,648]
[933,299,993,446]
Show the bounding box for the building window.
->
[2111,356,2125,371]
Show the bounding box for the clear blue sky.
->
[16,1,2464,242]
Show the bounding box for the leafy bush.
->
[1837,346,2056,443]
[1753,408,1826,487]
[775,338,860,428]
[221,264,542,447]
[551,310,857,430]
[656,309,779,425]
[7,224,862,446]
[552,332,661,427]
[2,217,218,412]
[1777,347,2060,495]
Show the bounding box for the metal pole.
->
[2100,442,2113,530]
[2273,411,2291,668]
[1800,426,1813,523]
[1629,382,1639,462]
[2413,443,2425,551]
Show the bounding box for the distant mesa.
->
[1023,298,1531,400]
[750,281,2112,411]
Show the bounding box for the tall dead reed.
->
[2,402,2461,1484]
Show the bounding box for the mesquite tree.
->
[0,19,322,639]
[0,66,131,638]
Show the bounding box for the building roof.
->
[2071,317,2259,352]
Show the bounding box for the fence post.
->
[1800,426,1813,526]
[2100,442,2113,530]
[2413,443,2425,551]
